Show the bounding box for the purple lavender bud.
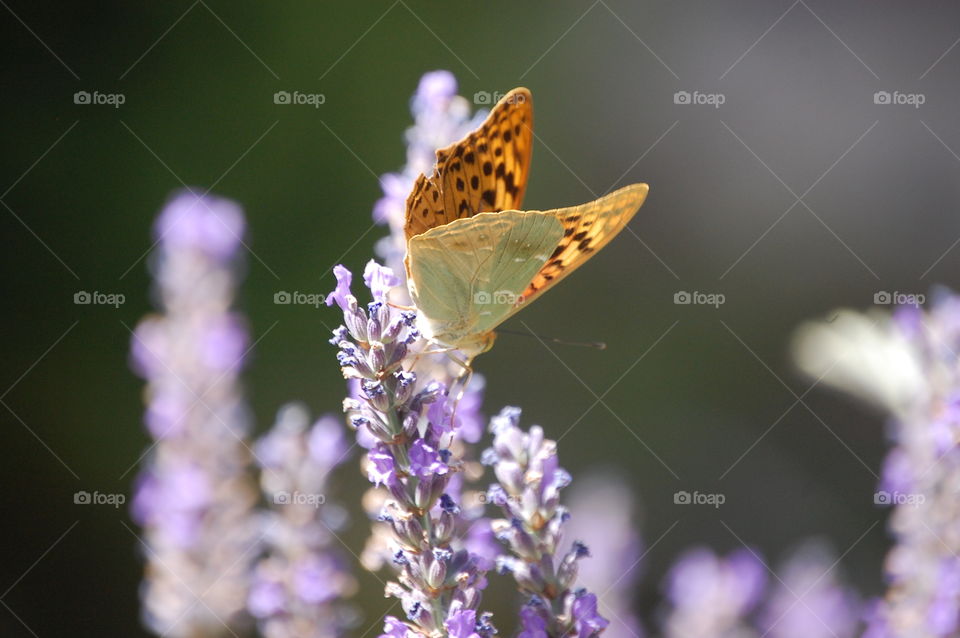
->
[394,515,425,550]
[408,439,449,478]
[436,510,457,544]
[570,591,609,637]
[480,448,499,466]
[330,323,349,341]
[444,600,478,638]
[493,460,525,496]
[427,548,450,589]
[154,190,244,260]
[363,259,400,301]
[367,447,398,487]
[439,493,460,514]
[519,602,550,638]
[394,371,416,406]
[363,380,392,413]
[343,303,369,343]
[557,543,589,591]
[489,406,522,434]
[368,343,387,372]
[382,315,407,342]
[325,264,354,311]
[384,339,409,369]
[379,616,410,638]
[401,412,421,439]
[406,595,437,628]
[366,415,396,443]
[366,302,384,342]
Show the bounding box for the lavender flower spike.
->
[662,547,766,638]
[248,404,356,638]
[760,541,861,638]
[792,293,960,637]
[328,262,496,637]
[131,190,259,637]
[483,407,609,637]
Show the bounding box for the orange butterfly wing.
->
[519,183,649,304]
[404,88,533,242]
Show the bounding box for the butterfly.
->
[403,87,648,360]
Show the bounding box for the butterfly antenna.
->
[496,328,607,350]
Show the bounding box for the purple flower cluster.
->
[662,543,861,638]
[794,291,960,637]
[248,404,356,638]
[761,542,860,638]
[130,191,259,637]
[663,547,766,638]
[483,407,608,637]
[327,261,495,637]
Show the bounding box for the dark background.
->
[3,1,960,635]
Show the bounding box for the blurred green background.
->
[3,1,960,635]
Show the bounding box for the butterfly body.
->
[402,88,648,360]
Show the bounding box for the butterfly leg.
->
[405,342,460,376]
[443,350,475,429]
